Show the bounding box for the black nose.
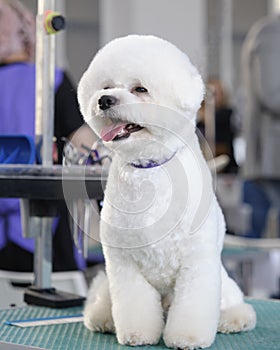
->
[98,95,118,110]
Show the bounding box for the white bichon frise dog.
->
[78,35,256,349]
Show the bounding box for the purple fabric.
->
[0,63,63,135]
[0,62,63,252]
[74,241,87,271]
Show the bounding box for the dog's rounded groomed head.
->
[78,35,204,160]
[75,36,215,245]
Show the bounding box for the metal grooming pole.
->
[34,0,55,290]
[23,0,85,307]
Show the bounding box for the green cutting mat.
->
[0,299,279,349]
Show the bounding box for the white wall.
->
[232,0,268,93]
[21,0,269,89]
[208,0,268,95]
[65,0,99,83]
[100,0,207,77]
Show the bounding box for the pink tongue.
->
[100,122,127,142]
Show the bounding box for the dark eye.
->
[133,86,148,93]
[103,86,111,90]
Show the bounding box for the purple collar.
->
[130,152,176,169]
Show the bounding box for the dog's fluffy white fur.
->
[78,35,256,349]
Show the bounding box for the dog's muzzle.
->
[98,95,118,110]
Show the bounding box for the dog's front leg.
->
[106,259,164,346]
[163,245,221,349]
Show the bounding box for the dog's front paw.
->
[116,315,163,346]
[163,333,214,350]
[218,303,256,334]
[84,302,115,333]
[117,330,160,347]
[163,323,216,350]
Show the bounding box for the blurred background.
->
[19,0,276,88]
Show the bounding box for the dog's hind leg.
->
[84,270,115,333]
[218,265,256,333]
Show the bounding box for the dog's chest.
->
[127,239,182,295]
[104,163,175,228]
[119,165,172,205]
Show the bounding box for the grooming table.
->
[0,299,279,350]
[0,165,104,200]
[0,165,105,307]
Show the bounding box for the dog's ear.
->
[175,72,205,120]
